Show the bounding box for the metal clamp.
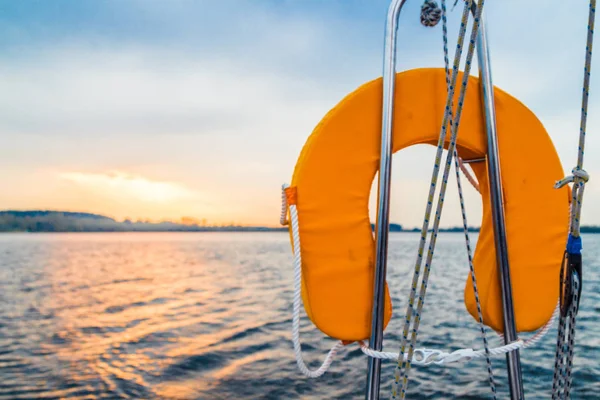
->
[412,348,445,365]
[559,249,583,318]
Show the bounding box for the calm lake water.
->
[0,232,598,399]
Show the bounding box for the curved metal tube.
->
[473,6,525,400]
[367,1,524,399]
[366,1,408,399]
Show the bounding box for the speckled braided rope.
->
[552,2,595,397]
[392,0,485,398]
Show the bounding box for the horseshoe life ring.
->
[285,67,570,342]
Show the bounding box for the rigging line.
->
[553,1,595,397]
[392,1,486,398]
[436,0,496,395]
[390,1,476,393]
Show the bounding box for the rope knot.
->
[420,0,442,27]
[554,167,590,189]
[280,184,290,226]
[572,167,590,183]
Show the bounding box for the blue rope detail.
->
[566,234,583,255]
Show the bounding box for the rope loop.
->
[284,168,558,378]
[280,184,289,226]
[554,167,590,189]
[573,167,590,183]
[420,0,442,27]
[288,194,343,378]
[358,338,528,365]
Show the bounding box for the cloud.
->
[1,0,600,226]
[59,171,199,203]
[0,3,347,226]
[0,50,285,136]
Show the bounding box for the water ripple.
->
[0,232,598,399]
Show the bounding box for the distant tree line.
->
[1,210,599,233]
[0,211,286,232]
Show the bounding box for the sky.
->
[0,0,599,228]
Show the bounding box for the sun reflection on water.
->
[1,232,598,399]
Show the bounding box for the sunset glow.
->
[51,170,230,224]
[0,1,599,228]
[60,171,197,204]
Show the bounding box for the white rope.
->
[286,183,344,378]
[359,304,558,365]
[360,339,523,365]
[280,184,289,226]
[554,168,590,189]
[282,184,556,377]
[497,304,559,348]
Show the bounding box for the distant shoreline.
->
[3,228,600,234]
[0,229,473,233]
[1,210,599,233]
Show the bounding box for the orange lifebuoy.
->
[286,67,570,342]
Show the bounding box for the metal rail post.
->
[366,2,524,399]
[474,8,525,400]
[365,1,408,399]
